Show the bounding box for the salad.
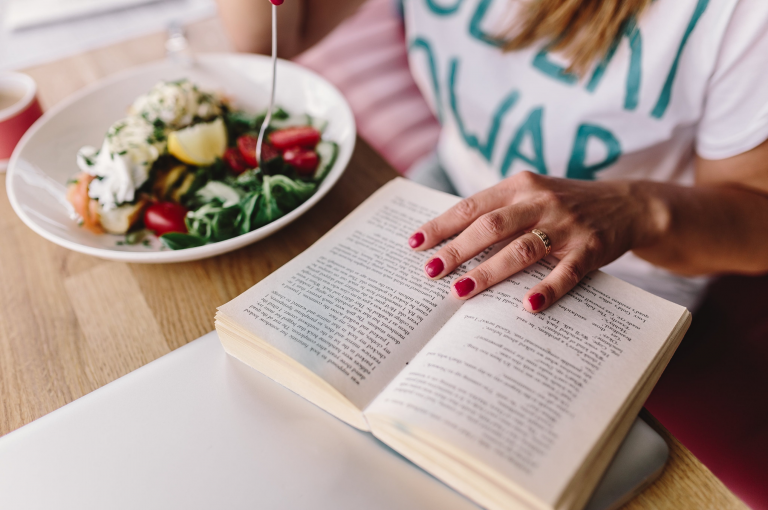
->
[67,79,338,250]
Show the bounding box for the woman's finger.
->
[408,186,510,251]
[523,251,592,312]
[422,203,539,279]
[449,231,552,299]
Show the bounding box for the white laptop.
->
[0,331,668,510]
[5,0,164,31]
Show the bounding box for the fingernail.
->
[528,293,546,311]
[409,232,425,249]
[453,277,475,297]
[424,257,444,278]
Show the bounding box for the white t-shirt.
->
[403,0,768,309]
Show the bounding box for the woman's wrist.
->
[627,180,674,252]
[630,179,768,275]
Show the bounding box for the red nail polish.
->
[409,232,425,249]
[424,258,444,278]
[528,293,546,311]
[454,277,475,297]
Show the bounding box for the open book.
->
[215,178,691,510]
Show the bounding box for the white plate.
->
[5,53,356,263]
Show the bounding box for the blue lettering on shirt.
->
[449,58,519,162]
[468,0,503,47]
[424,0,464,16]
[586,17,642,111]
[501,107,549,176]
[408,37,444,122]
[566,124,622,179]
[531,45,579,85]
[651,0,709,118]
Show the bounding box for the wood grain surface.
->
[0,17,747,510]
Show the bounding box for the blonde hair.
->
[504,0,651,73]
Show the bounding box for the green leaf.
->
[272,107,290,120]
[260,155,285,176]
[231,168,263,194]
[160,233,207,250]
[268,174,316,212]
[210,205,242,242]
[124,229,151,245]
[185,201,242,243]
[253,176,284,228]
[180,160,229,208]
[247,175,316,230]
[238,192,260,234]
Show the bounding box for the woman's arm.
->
[408,139,768,312]
[633,138,768,275]
[216,0,367,58]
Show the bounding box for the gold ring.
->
[529,228,552,256]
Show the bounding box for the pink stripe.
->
[293,0,439,173]
[348,75,420,115]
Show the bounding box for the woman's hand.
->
[407,171,666,312]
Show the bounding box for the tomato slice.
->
[223,147,249,174]
[236,135,280,168]
[144,202,189,236]
[268,126,321,151]
[283,146,319,175]
[262,143,280,164]
[236,135,259,167]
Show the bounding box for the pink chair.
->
[295,2,768,507]
[294,0,440,174]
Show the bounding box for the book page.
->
[366,258,686,505]
[218,178,492,410]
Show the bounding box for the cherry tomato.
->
[236,135,280,168]
[144,202,188,236]
[283,146,319,175]
[268,126,321,151]
[223,147,249,174]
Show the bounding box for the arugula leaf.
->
[223,107,290,144]
[231,169,263,194]
[262,158,285,176]
[160,233,207,250]
[186,202,242,242]
[268,174,316,211]
[248,175,316,229]
[223,110,262,144]
[253,176,284,228]
[238,192,260,234]
[210,205,242,241]
[272,107,290,120]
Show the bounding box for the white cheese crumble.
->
[129,79,223,129]
[78,79,224,210]
[77,116,165,211]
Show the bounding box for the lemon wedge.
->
[168,117,227,166]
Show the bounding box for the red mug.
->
[0,73,43,172]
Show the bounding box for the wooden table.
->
[0,17,747,510]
